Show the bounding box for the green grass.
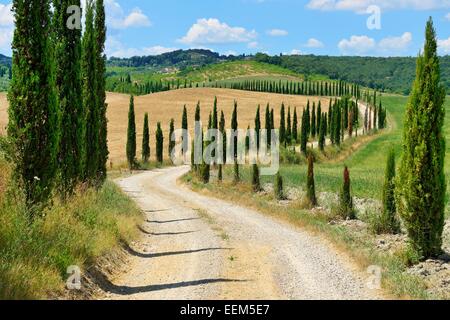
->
[0,154,142,299]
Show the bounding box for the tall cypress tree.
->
[300,109,308,154]
[82,1,99,181]
[381,149,400,234]
[220,110,226,164]
[126,95,136,169]
[181,105,188,156]
[156,122,164,163]
[95,0,108,184]
[53,0,83,197]
[231,101,238,159]
[265,104,271,148]
[311,103,316,138]
[397,18,446,258]
[142,113,150,163]
[169,118,175,158]
[292,108,298,144]
[319,114,326,151]
[255,105,261,150]
[286,107,292,145]
[280,103,286,146]
[306,154,317,207]
[8,0,58,209]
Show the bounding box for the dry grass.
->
[0,88,329,165]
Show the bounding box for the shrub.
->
[252,164,261,192]
[338,166,355,219]
[306,154,317,207]
[274,172,284,200]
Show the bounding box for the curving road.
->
[99,166,382,300]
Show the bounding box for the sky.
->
[0,0,449,58]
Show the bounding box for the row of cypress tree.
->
[211,79,361,98]
[7,0,108,213]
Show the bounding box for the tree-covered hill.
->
[254,53,450,95]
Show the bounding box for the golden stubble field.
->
[0,88,330,164]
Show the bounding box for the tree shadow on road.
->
[124,245,233,259]
[102,278,248,295]
[138,226,198,236]
[146,217,200,224]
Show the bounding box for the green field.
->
[232,95,450,203]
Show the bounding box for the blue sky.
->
[0,0,449,57]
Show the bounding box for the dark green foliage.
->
[220,110,226,164]
[378,149,401,234]
[142,113,150,163]
[53,0,83,197]
[279,103,286,146]
[292,108,298,143]
[311,103,316,138]
[300,109,308,154]
[396,18,446,258]
[306,154,317,207]
[233,159,240,183]
[252,164,261,192]
[126,95,136,169]
[265,104,271,148]
[231,101,238,158]
[95,0,108,184]
[318,114,326,151]
[339,166,355,220]
[182,105,188,156]
[156,122,164,163]
[286,107,292,145]
[200,162,210,183]
[82,1,100,181]
[8,0,58,210]
[274,172,284,200]
[255,105,261,150]
[218,164,223,182]
[169,118,175,158]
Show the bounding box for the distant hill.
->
[253,53,450,95]
[107,49,245,70]
[0,54,11,67]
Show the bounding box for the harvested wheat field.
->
[0,89,329,164]
[107,88,329,164]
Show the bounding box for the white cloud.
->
[338,32,413,56]
[267,29,288,37]
[0,3,13,27]
[338,35,376,55]
[305,38,324,48]
[290,49,303,55]
[445,12,450,20]
[378,32,412,53]
[121,8,151,28]
[178,18,257,45]
[81,0,151,29]
[307,0,450,12]
[438,37,450,54]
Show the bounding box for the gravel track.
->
[99,166,382,300]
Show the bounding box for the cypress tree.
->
[274,172,284,200]
[169,118,175,158]
[300,109,308,154]
[380,149,401,234]
[292,108,298,143]
[305,101,311,136]
[8,0,58,209]
[142,113,150,163]
[156,122,164,163]
[82,1,99,181]
[231,101,238,158]
[255,105,261,150]
[319,114,326,151]
[182,105,188,156]
[126,95,136,169]
[252,164,261,192]
[220,110,226,164]
[311,103,316,138]
[286,107,292,145]
[396,18,446,258]
[53,0,83,197]
[280,103,286,146]
[265,104,271,148]
[306,154,317,207]
[317,101,322,136]
[339,166,355,220]
[95,0,108,184]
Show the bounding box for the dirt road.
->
[100,166,382,300]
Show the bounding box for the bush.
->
[338,166,356,219]
[252,164,261,192]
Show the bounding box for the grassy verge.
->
[0,154,142,299]
[182,171,431,299]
